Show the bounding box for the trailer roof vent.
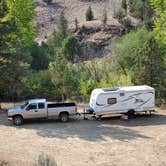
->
[102,87,119,92]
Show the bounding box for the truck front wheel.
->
[59,113,69,122]
[13,116,23,126]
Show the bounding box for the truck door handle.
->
[35,110,38,112]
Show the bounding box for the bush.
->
[34,153,57,166]
[42,0,52,4]
[0,160,8,166]
[121,17,132,32]
[86,6,94,21]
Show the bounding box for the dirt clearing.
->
[0,108,166,166]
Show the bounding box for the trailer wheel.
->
[13,115,23,126]
[127,110,135,119]
[60,113,69,122]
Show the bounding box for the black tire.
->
[13,116,23,126]
[60,113,69,122]
[127,110,135,119]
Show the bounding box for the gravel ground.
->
[0,108,166,166]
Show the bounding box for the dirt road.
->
[0,108,166,166]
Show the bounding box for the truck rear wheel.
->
[60,113,69,122]
[13,116,23,126]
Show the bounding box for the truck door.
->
[24,103,39,119]
[37,102,47,118]
[25,103,47,119]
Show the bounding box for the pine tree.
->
[74,18,78,32]
[86,6,94,21]
[57,11,68,41]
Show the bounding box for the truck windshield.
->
[21,102,28,109]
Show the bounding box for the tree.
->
[150,0,166,44]
[74,17,78,32]
[121,0,127,13]
[0,0,35,100]
[47,11,68,53]
[61,36,83,63]
[0,0,8,18]
[57,11,68,41]
[25,42,51,71]
[114,30,166,100]
[132,35,166,99]
[86,6,94,21]
[49,58,80,101]
[101,8,107,26]
[128,0,154,21]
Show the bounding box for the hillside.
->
[35,0,120,41]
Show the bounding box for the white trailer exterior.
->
[89,85,155,116]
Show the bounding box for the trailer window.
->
[108,98,117,105]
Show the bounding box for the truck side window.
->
[108,98,117,105]
[38,103,45,109]
[27,104,37,110]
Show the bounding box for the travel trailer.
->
[87,85,155,117]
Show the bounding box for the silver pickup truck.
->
[8,99,77,125]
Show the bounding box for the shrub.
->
[34,153,57,166]
[86,6,94,21]
[0,160,8,166]
[121,17,132,32]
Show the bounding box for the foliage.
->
[34,153,57,166]
[22,71,58,99]
[121,0,127,13]
[49,59,80,101]
[0,0,35,101]
[114,29,166,100]
[150,0,166,44]
[47,11,68,53]
[4,0,36,44]
[79,61,132,101]
[128,0,154,21]
[61,36,83,63]
[25,42,51,71]
[0,0,8,19]
[57,11,68,41]
[86,6,94,21]
[132,35,166,99]
[115,29,151,71]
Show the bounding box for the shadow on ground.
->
[1,112,166,142]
